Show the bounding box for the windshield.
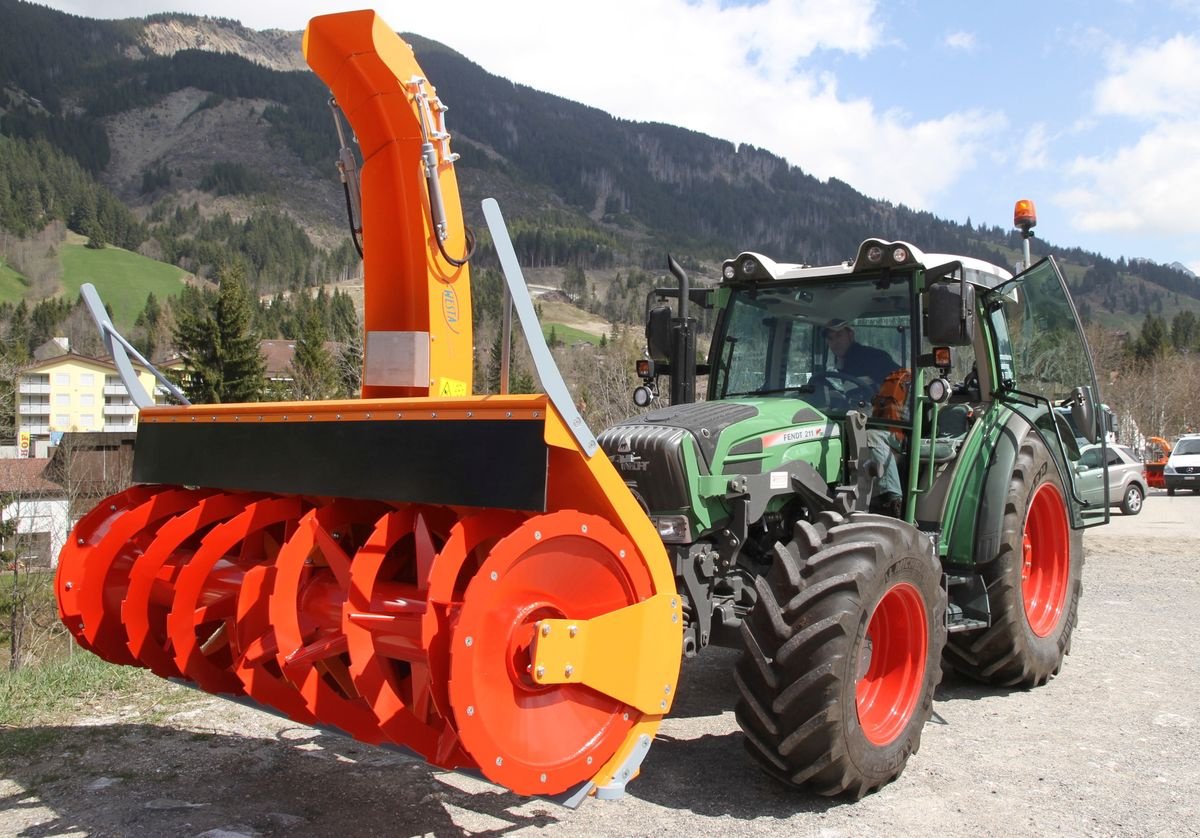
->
[1175,439,1200,455]
[711,274,914,416]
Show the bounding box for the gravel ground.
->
[2,490,1197,837]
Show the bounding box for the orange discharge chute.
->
[55,10,680,802]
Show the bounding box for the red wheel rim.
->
[448,511,653,795]
[1022,482,1070,637]
[855,582,928,747]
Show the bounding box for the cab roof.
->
[723,239,1014,290]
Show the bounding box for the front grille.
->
[598,423,696,512]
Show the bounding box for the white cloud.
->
[944,31,976,51]
[1017,123,1051,172]
[392,0,999,208]
[1060,32,1200,245]
[1059,120,1200,235]
[1095,34,1200,118]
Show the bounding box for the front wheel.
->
[944,431,1083,687]
[734,512,946,798]
[1120,484,1143,515]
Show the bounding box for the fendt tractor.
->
[56,10,1111,805]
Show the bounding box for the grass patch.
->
[544,322,603,346]
[59,243,187,330]
[0,653,174,730]
[0,257,29,304]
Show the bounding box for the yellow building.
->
[17,353,168,457]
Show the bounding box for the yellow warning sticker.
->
[437,377,468,396]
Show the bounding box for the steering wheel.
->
[807,371,875,410]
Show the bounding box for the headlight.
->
[653,515,692,543]
[1164,465,1177,475]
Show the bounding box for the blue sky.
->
[39,0,1200,272]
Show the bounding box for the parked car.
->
[1164,434,1200,496]
[1076,444,1148,515]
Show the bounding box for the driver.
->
[823,319,904,517]
[823,319,898,390]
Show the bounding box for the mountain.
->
[1167,261,1196,280]
[2,0,1200,333]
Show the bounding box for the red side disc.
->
[448,510,653,795]
[123,492,261,678]
[168,496,305,694]
[269,500,393,744]
[57,485,164,652]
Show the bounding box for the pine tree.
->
[290,302,337,400]
[172,285,222,403]
[1133,313,1169,363]
[215,262,266,402]
[172,263,266,403]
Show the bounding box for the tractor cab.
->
[620,232,1108,548]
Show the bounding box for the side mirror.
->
[646,305,673,361]
[1070,386,1098,444]
[925,282,976,346]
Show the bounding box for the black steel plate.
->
[133,418,548,511]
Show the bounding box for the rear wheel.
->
[1120,484,1143,515]
[734,512,946,798]
[944,431,1083,687]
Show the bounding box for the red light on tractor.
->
[1014,199,1037,231]
[933,347,952,368]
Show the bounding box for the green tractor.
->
[598,205,1110,797]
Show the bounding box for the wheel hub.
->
[1021,482,1070,637]
[855,582,928,747]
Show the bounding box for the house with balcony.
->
[17,351,169,458]
[0,458,68,569]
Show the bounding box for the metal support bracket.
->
[80,283,189,408]
[530,592,681,714]
[482,198,597,455]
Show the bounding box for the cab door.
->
[983,256,1109,525]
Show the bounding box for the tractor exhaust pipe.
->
[667,255,696,405]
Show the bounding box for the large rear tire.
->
[944,431,1083,687]
[734,512,946,798]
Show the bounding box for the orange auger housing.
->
[55,10,680,803]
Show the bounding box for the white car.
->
[1164,434,1200,496]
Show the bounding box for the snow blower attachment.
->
[56,9,680,803]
